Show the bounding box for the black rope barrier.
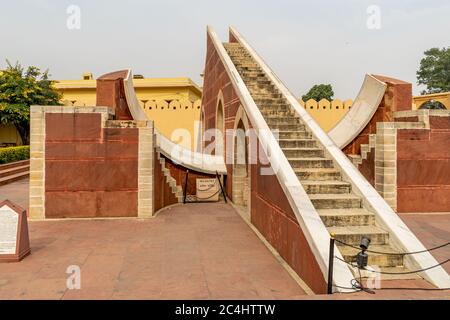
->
[335,255,450,275]
[328,233,450,294]
[334,239,450,256]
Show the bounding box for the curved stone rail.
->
[122,69,227,175]
[328,74,387,149]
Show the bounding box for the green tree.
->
[0,60,61,145]
[302,84,334,101]
[417,47,450,94]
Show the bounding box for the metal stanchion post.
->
[327,232,335,294]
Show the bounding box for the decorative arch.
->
[215,90,225,156]
[232,105,251,212]
[418,100,448,110]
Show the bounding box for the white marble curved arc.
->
[123,69,149,121]
[156,132,227,174]
[122,69,227,175]
[328,74,387,149]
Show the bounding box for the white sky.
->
[1,0,449,98]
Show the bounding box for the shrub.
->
[0,146,30,164]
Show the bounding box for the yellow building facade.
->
[53,74,202,150]
[299,98,353,132]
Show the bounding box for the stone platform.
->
[0,179,448,299]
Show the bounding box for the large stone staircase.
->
[224,42,410,274]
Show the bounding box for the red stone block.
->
[104,128,139,142]
[397,159,450,186]
[97,191,138,217]
[45,160,138,191]
[397,186,450,213]
[46,113,102,141]
[45,191,138,218]
[430,116,450,130]
[45,191,98,218]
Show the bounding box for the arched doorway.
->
[232,107,250,211]
[215,99,225,156]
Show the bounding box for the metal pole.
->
[216,171,227,203]
[183,170,189,204]
[327,233,335,294]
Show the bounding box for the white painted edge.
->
[328,74,387,149]
[229,26,450,288]
[122,69,227,175]
[208,26,355,292]
[123,69,153,121]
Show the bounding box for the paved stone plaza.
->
[0,179,448,299]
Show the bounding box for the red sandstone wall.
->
[45,113,138,218]
[343,76,412,155]
[357,148,375,186]
[201,30,327,293]
[396,116,450,213]
[250,145,327,294]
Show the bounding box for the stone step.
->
[0,164,30,178]
[338,244,404,268]
[260,110,295,117]
[301,180,351,194]
[287,157,334,169]
[278,139,317,148]
[309,193,362,209]
[318,209,375,227]
[295,168,342,181]
[282,147,324,158]
[328,225,389,245]
[0,159,30,171]
[258,102,289,108]
[0,171,29,186]
[236,62,259,67]
[268,123,306,131]
[265,116,302,124]
[242,75,266,81]
[254,98,286,105]
[259,107,292,115]
[236,66,260,72]
[252,93,283,99]
[247,87,275,95]
[278,131,312,139]
[246,80,272,87]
